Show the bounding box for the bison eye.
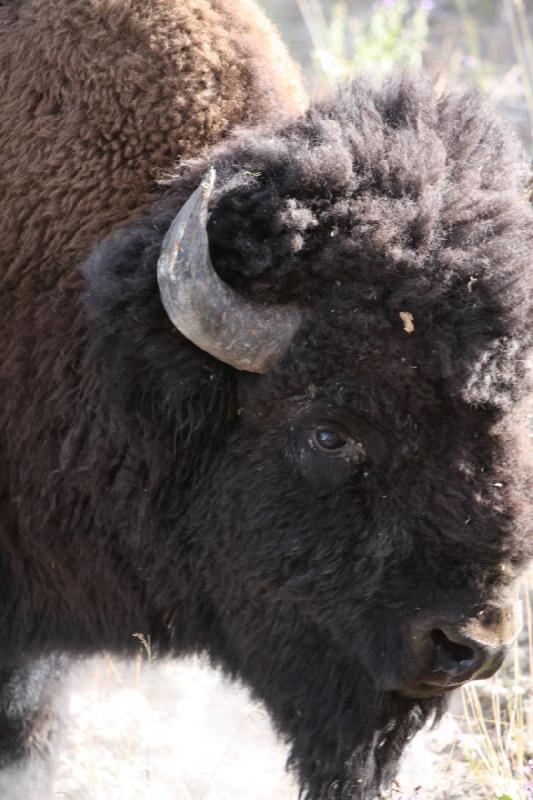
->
[313,428,348,452]
[290,416,368,490]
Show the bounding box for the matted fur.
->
[1,2,533,798]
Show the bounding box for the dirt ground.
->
[53,655,493,800]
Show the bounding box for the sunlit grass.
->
[504,0,533,152]
[292,0,533,154]
[296,0,432,84]
[456,577,533,800]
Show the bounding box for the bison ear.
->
[156,169,302,374]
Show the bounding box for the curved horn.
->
[157,168,301,373]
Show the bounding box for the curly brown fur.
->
[0,0,306,281]
[1,4,533,798]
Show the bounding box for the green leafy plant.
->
[296,0,433,83]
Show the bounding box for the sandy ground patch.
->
[53,656,492,800]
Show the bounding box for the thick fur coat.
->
[1,1,533,799]
[0,0,306,278]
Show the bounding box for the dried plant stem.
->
[454,0,482,62]
[505,0,533,151]
[295,0,329,53]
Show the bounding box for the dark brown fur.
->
[0,0,306,626]
[0,1,305,794]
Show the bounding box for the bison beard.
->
[2,1,533,797]
[202,600,447,799]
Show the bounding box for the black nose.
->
[428,625,504,685]
[402,602,522,697]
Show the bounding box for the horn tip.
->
[202,167,216,199]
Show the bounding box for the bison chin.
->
[285,669,446,800]
[208,604,447,800]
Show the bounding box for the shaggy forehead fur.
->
[181,76,533,409]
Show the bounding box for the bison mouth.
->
[398,681,463,699]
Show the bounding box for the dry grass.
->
[454,578,533,800]
[284,0,533,153]
[505,0,533,148]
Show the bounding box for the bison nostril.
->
[404,612,515,696]
[431,628,475,672]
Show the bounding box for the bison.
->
[1,1,533,798]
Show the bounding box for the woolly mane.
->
[88,75,533,418]
[203,77,533,410]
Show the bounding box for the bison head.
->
[83,76,533,798]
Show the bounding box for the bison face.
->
[182,329,529,798]
[83,76,533,799]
